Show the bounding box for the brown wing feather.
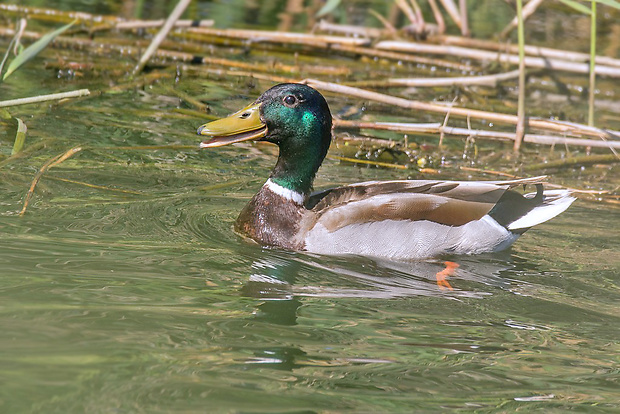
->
[306,178,547,231]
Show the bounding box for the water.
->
[1,101,618,411]
[1,198,619,412]
[1,1,620,412]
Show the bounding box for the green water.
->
[1,1,620,412]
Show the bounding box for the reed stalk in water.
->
[132,0,192,75]
[514,0,526,152]
[589,1,597,127]
[20,146,83,216]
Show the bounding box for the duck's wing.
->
[306,176,548,232]
[301,176,574,260]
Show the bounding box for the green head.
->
[198,83,333,195]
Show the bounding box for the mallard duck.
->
[197,83,574,260]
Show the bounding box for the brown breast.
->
[234,186,306,250]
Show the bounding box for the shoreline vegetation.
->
[0,1,619,213]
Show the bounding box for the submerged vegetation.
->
[0,0,619,215]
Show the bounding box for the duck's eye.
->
[283,95,297,107]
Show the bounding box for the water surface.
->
[1,1,619,412]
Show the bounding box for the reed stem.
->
[0,89,90,108]
[588,1,596,126]
[514,0,526,152]
[132,0,192,76]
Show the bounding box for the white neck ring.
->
[264,179,305,205]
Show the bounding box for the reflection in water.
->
[240,256,301,302]
[237,250,522,370]
[240,254,303,326]
[245,346,309,371]
[239,255,305,370]
[251,298,302,326]
[241,251,518,303]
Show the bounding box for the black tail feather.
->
[488,184,543,232]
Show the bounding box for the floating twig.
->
[115,19,213,30]
[330,44,473,71]
[523,154,619,171]
[0,89,90,108]
[89,19,214,34]
[187,27,370,47]
[347,70,520,88]
[460,166,616,197]
[375,41,620,77]
[336,120,441,134]
[436,35,620,68]
[333,119,620,149]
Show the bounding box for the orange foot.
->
[436,261,459,291]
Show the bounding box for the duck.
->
[197,83,575,261]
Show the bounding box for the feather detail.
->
[304,215,519,260]
[507,190,575,231]
[299,178,572,259]
[308,179,528,228]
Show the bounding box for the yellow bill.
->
[197,102,267,148]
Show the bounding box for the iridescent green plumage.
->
[256,83,332,194]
